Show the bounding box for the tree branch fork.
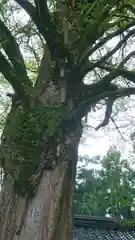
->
[0,0,135,131]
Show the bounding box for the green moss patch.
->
[1,102,68,197]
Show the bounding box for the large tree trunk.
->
[0,163,75,240]
[0,32,83,238]
[0,96,82,240]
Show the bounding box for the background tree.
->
[0,0,135,239]
[74,147,135,219]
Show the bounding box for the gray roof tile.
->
[73,216,135,240]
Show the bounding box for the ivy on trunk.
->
[0,0,135,239]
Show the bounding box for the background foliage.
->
[74,147,135,219]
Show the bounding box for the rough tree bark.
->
[0,131,82,240]
[0,0,135,240]
[0,77,83,240]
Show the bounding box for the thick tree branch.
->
[99,64,135,85]
[0,19,32,90]
[78,80,118,108]
[34,44,52,96]
[14,0,73,66]
[34,0,49,23]
[0,52,30,101]
[72,87,135,120]
[62,85,135,133]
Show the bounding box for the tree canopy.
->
[74,147,135,219]
[1,0,135,115]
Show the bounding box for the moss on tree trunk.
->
[0,94,82,239]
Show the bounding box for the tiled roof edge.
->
[74,215,135,231]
